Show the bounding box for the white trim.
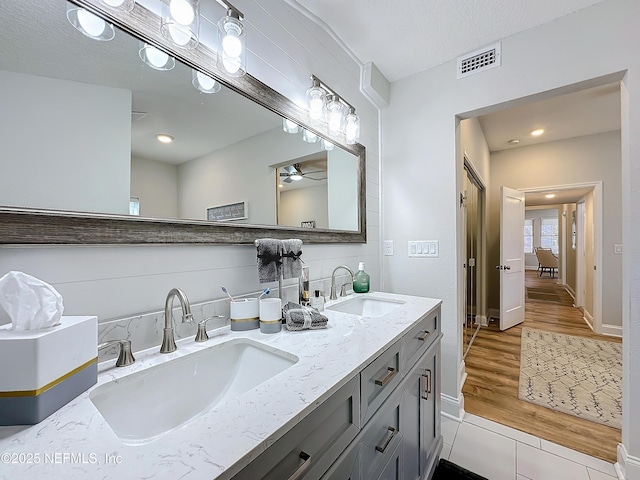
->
[441,392,464,420]
[488,308,500,321]
[460,360,467,389]
[616,443,640,480]
[584,309,594,331]
[602,324,623,338]
[476,314,488,327]
[565,284,576,300]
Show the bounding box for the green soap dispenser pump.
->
[353,262,370,293]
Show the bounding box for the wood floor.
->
[462,270,622,462]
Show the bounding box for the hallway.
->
[462,271,621,462]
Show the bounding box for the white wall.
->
[0,70,131,214]
[0,0,380,326]
[382,1,640,465]
[130,156,178,218]
[489,132,621,327]
[279,185,328,228]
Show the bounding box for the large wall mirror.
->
[0,0,366,244]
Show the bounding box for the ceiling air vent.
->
[457,42,501,79]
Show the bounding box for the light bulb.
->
[222,32,242,58]
[344,109,359,144]
[146,47,169,68]
[283,119,300,134]
[169,0,195,25]
[303,129,319,143]
[168,24,191,46]
[77,9,106,37]
[222,55,241,74]
[103,0,125,6]
[309,97,323,120]
[290,173,303,181]
[196,72,215,90]
[321,139,335,151]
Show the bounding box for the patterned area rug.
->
[519,327,622,429]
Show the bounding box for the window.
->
[129,197,140,216]
[524,219,533,254]
[541,217,559,254]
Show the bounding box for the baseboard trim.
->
[584,310,594,331]
[476,315,488,327]
[488,308,499,321]
[441,392,464,421]
[616,443,640,479]
[602,324,623,338]
[460,360,467,389]
[565,284,576,300]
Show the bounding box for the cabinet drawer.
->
[232,375,360,480]
[360,340,401,424]
[359,386,403,480]
[401,310,438,374]
[320,436,360,480]
[375,441,402,480]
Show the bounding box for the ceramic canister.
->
[259,298,282,334]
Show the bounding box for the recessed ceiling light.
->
[545,193,556,199]
[531,129,545,136]
[507,139,520,145]
[278,184,283,188]
[156,134,174,144]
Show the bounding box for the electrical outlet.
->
[614,244,623,255]
[384,240,394,256]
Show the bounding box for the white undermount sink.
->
[326,295,405,318]
[90,338,298,444]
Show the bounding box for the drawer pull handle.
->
[375,426,398,453]
[287,451,312,480]
[417,330,431,341]
[421,369,432,400]
[375,367,397,386]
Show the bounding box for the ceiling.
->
[293,0,607,83]
[525,188,593,207]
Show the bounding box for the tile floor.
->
[441,413,618,480]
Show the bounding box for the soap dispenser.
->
[353,262,370,293]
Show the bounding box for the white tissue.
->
[0,271,64,330]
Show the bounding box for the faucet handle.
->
[195,315,225,342]
[340,283,350,297]
[98,339,135,367]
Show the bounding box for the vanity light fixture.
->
[100,0,135,12]
[531,128,545,136]
[302,129,319,143]
[66,3,115,41]
[161,0,199,49]
[192,70,221,94]
[321,138,335,151]
[282,118,301,134]
[307,75,360,142]
[156,134,174,144]
[139,42,176,71]
[217,4,246,77]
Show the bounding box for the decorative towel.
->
[282,239,303,280]
[256,239,283,283]
[283,301,328,331]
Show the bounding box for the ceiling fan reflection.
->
[280,163,326,183]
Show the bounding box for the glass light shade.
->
[326,95,344,133]
[100,0,135,12]
[66,4,115,41]
[302,129,319,143]
[161,0,199,50]
[139,42,176,71]
[306,80,325,120]
[217,11,247,77]
[344,108,360,144]
[282,118,301,134]
[321,138,335,151]
[290,173,303,181]
[192,70,221,94]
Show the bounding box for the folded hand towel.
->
[283,301,328,331]
[282,239,303,280]
[256,239,283,283]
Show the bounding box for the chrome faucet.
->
[98,339,135,367]
[330,265,355,300]
[161,288,193,354]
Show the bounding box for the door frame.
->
[521,181,603,333]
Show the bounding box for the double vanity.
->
[0,292,442,480]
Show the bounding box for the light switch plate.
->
[614,244,623,254]
[384,240,394,256]
[408,240,439,258]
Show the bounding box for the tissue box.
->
[0,316,97,425]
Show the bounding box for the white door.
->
[499,186,525,330]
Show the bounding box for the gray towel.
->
[282,239,303,280]
[256,239,283,283]
[283,301,328,330]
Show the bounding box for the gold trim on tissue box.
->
[0,357,97,398]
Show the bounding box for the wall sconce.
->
[283,118,301,134]
[302,129,319,143]
[217,6,246,77]
[139,42,176,71]
[192,70,221,94]
[160,0,199,49]
[66,3,115,41]
[307,75,360,142]
[100,0,135,12]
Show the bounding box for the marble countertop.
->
[0,292,441,480]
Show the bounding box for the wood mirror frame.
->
[0,0,366,245]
